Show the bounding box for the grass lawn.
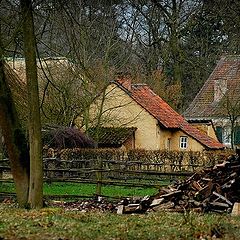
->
[0,203,240,240]
[0,182,159,198]
[45,182,159,198]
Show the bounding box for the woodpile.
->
[117,154,240,214]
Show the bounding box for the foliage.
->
[0,203,240,239]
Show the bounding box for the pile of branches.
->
[49,197,116,212]
[42,126,96,149]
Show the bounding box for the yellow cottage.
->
[83,78,224,151]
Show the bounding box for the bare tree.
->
[36,1,129,129]
[117,0,203,109]
[220,85,240,149]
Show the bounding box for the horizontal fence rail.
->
[0,157,205,199]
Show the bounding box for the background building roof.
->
[184,55,240,119]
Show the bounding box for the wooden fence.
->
[0,157,204,199]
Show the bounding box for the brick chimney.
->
[116,73,132,91]
[214,79,227,102]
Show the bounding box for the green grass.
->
[0,182,15,192]
[44,182,159,197]
[0,182,159,198]
[0,203,240,239]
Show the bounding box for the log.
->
[212,191,233,206]
[150,198,165,207]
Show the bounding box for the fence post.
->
[0,167,2,185]
[96,157,103,196]
[0,129,2,183]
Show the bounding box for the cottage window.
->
[216,126,231,145]
[180,136,188,149]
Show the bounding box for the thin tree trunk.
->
[20,0,43,208]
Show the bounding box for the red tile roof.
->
[114,80,224,149]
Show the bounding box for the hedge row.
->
[47,148,235,167]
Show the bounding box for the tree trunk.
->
[0,60,30,207]
[20,0,43,208]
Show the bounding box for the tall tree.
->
[20,0,43,208]
[117,0,204,110]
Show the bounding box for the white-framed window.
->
[180,136,188,149]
